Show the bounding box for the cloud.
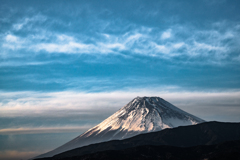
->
[0,89,240,122]
[0,61,60,67]
[1,11,240,66]
[161,29,172,40]
[1,0,240,68]
[12,14,47,31]
[5,34,18,42]
[35,41,96,54]
[2,24,238,65]
[2,34,24,51]
[0,126,93,135]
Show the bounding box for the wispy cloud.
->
[12,14,47,31]
[1,11,240,66]
[161,29,172,40]
[0,60,61,67]
[0,126,93,135]
[0,27,232,59]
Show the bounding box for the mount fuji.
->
[35,96,205,159]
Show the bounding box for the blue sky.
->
[1,0,240,159]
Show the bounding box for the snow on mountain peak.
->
[93,96,204,136]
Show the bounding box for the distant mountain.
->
[35,96,204,159]
[36,121,240,160]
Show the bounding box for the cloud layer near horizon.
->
[1,90,240,121]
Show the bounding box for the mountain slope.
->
[37,121,240,160]
[35,96,204,159]
[45,140,240,160]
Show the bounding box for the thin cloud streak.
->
[12,14,47,31]
[0,126,94,135]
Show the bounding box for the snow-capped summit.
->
[92,96,204,137]
[35,96,205,159]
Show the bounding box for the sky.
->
[0,0,240,159]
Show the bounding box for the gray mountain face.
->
[35,96,205,159]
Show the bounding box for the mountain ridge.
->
[36,121,240,160]
[44,140,240,160]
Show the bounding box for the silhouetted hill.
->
[52,140,240,160]
[36,121,240,160]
